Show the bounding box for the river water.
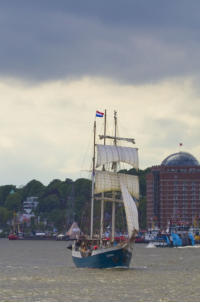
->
[0,239,199,302]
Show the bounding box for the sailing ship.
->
[71,110,139,268]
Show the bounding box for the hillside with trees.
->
[0,168,150,235]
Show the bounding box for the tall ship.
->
[71,110,139,268]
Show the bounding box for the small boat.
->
[71,110,139,268]
[8,233,19,240]
[153,233,195,247]
[66,222,81,240]
[56,233,65,240]
[144,228,160,242]
[151,227,195,247]
[135,231,148,243]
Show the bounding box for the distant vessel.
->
[148,225,196,247]
[71,110,139,268]
[8,233,19,240]
[66,222,81,240]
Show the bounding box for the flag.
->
[96,110,104,117]
[179,143,183,146]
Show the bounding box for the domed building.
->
[146,151,200,229]
[161,152,200,167]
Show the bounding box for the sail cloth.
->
[95,171,139,199]
[120,181,139,237]
[96,145,139,169]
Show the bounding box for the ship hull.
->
[72,246,132,268]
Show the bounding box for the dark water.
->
[0,239,199,302]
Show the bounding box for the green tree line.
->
[0,167,150,233]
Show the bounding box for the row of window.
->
[147,182,200,187]
[164,168,200,173]
[147,188,200,194]
[147,205,199,210]
[160,192,200,200]
[146,195,200,201]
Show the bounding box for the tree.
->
[36,194,60,213]
[74,178,91,198]
[0,185,16,207]
[21,179,45,200]
[48,209,66,231]
[138,197,147,229]
[73,178,91,227]
[4,192,22,212]
[0,207,12,227]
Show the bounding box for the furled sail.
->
[120,181,139,238]
[95,170,139,199]
[96,144,138,169]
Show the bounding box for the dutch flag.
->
[96,110,104,117]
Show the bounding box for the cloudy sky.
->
[0,0,199,186]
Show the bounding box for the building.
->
[23,196,39,214]
[146,152,200,229]
[16,196,39,226]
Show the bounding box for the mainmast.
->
[90,120,96,239]
[100,110,106,242]
[111,111,117,241]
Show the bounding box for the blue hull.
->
[154,232,195,247]
[72,247,132,268]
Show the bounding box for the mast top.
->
[98,110,135,144]
[99,135,135,144]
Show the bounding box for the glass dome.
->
[161,152,199,167]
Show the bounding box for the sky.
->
[0,0,199,186]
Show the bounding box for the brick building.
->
[146,152,200,229]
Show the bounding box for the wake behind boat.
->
[70,110,139,268]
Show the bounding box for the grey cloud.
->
[147,118,200,150]
[0,0,199,84]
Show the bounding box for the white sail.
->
[95,170,139,199]
[120,181,139,238]
[66,222,81,239]
[96,144,139,169]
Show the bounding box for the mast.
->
[100,110,106,242]
[90,120,96,239]
[111,110,117,241]
[114,110,117,146]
